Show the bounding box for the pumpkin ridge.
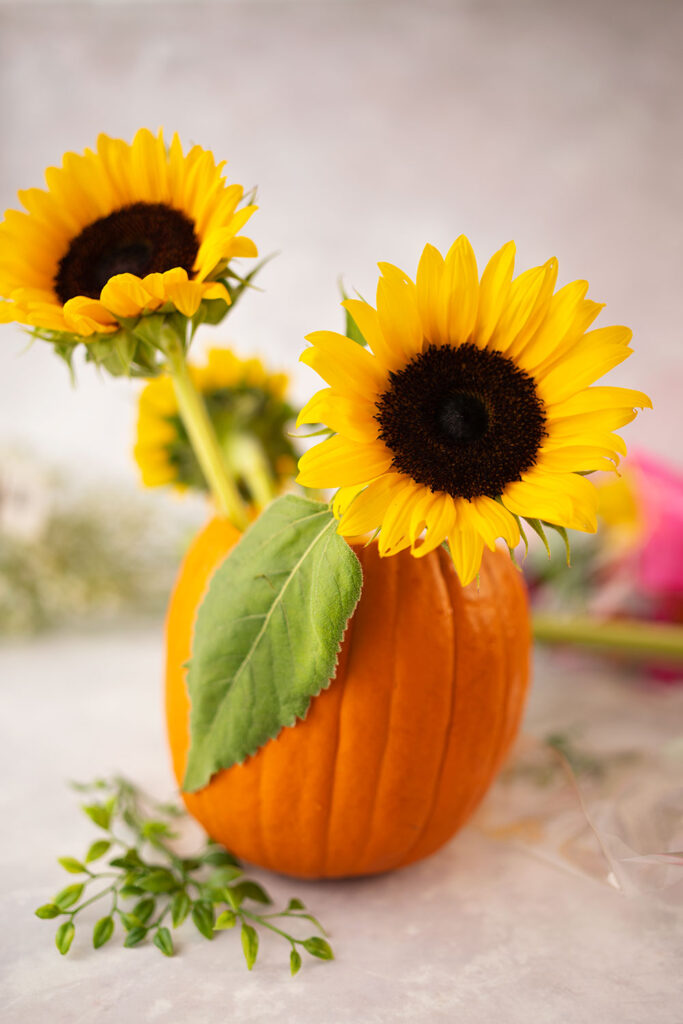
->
[354,553,403,873]
[459,554,510,825]
[490,552,515,760]
[497,553,530,754]
[253,737,269,870]
[397,549,459,864]
[320,552,360,875]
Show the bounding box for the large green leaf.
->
[182,495,362,792]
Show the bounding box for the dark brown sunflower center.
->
[375,342,546,500]
[55,202,199,303]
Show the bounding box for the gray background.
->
[1,0,681,485]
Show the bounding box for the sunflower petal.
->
[301,331,387,398]
[447,527,485,586]
[415,243,445,345]
[514,279,589,370]
[412,493,457,557]
[440,235,479,344]
[503,471,598,533]
[545,386,652,417]
[466,496,521,550]
[490,259,556,354]
[536,446,621,474]
[332,482,369,519]
[537,331,633,405]
[296,434,393,489]
[297,388,379,443]
[342,298,391,364]
[100,274,161,317]
[377,482,424,556]
[472,241,515,348]
[337,473,408,535]
[376,263,423,367]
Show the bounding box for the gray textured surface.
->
[1,628,682,1023]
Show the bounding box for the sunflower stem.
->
[222,433,277,511]
[532,615,683,663]
[163,332,249,529]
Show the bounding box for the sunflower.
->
[296,237,652,584]
[0,128,257,344]
[135,347,297,505]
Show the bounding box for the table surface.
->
[1,625,681,1024]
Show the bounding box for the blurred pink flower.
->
[629,451,683,600]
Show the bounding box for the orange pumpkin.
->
[166,516,531,879]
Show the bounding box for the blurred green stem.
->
[164,332,248,530]
[533,615,683,662]
[222,434,277,511]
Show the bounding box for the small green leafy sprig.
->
[35,777,333,974]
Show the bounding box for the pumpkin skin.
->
[166,516,531,879]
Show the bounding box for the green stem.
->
[241,908,296,944]
[533,615,683,663]
[71,883,117,917]
[163,331,248,529]
[223,433,276,511]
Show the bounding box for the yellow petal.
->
[503,470,598,533]
[301,331,387,399]
[537,330,633,405]
[342,299,392,365]
[472,241,515,348]
[546,408,638,437]
[164,279,203,317]
[545,385,652,418]
[377,482,424,556]
[514,279,588,370]
[447,527,485,586]
[536,446,620,474]
[63,296,117,334]
[100,273,159,317]
[489,259,556,354]
[543,427,630,451]
[439,235,479,345]
[223,235,258,259]
[376,263,424,368]
[415,243,445,345]
[202,281,231,305]
[296,388,379,443]
[412,492,457,557]
[332,482,369,519]
[466,496,521,550]
[296,435,393,488]
[337,472,408,535]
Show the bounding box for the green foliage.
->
[153,927,174,958]
[523,518,551,559]
[241,923,259,970]
[302,936,334,960]
[0,483,182,637]
[35,903,60,919]
[93,916,114,949]
[35,777,333,973]
[57,856,86,874]
[191,901,215,940]
[85,840,111,863]
[55,921,75,955]
[184,495,362,791]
